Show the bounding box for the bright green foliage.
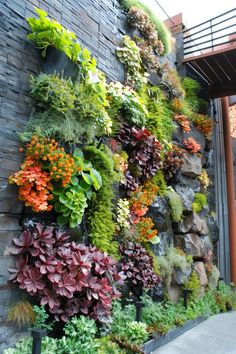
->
[151,170,167,196]
[22,111,95,145]
[30,73,75,113]
[74,74,113,136]
[165,188,183,222]
[140,85,174,143]
[116,35,148,90]
[215,281,235,311]
[3,337,58,354]
[97,336,126,353]
[111,300,136,334]
[182,77,208,114]
[26,72,112,144]
[123,321,148,345]
[120,0,172,54]
[85,146,118,257]
[53,149,102,228]
[107,82,148,127]
[183,271,201,301]
[111,301,148,345]
[33,305,54,331]
[192,193,207,213]
[158,248,192,289]
[27,7,96,70]
[58,316,98,354]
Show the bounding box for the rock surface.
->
[174,185,195,211]
[175,233,213,258]
[181,153,202,177]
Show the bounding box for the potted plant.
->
[27,8,93,80]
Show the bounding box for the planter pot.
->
[42,47,80,81]
[142,316,208,353]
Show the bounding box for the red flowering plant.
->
[183,137,201,154]
[193,114,214,139]
[8,223,122,322]
[117,123,162,191]
[120,241,160,298]
[163,144,185,181]
[174,114,191,133]
[129,181,159,224]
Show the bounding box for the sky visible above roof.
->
[145,0,235,27]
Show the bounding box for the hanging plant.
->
[116,36,148,91]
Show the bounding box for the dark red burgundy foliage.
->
[120,241,160,291]
[118,123,162,191]
[9,223,122,322]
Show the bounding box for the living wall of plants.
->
[1,0,235,353]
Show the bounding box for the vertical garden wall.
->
[0,0,230,352]
[0,0,126,347]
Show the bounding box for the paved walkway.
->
[153,311,236,354]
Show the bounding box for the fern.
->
[85,145,118,257]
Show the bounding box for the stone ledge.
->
[142,316,208,353]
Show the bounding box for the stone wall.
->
[0,0,126,348]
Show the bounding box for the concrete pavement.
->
[153,311,236,354]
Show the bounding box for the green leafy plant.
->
[85,146,118,256]
[151,170,167,196]
[116,35,148,90]
[107,82,148,127]
[97,336,125,353]
[140,85,174,143]
[33,305,54,331]
[27,72,112,144]
[121,321,148,345]
[4,337,58,354]
[30,73,75,113]
[120,0,172,54]
[27,7,94,69]
[165,188,183,222]
[58,316,98,354]
[183,271,201,301]
[215,281,235,311]
[21,111,93,145]
[7,301,35,328]
[192,193,207,213]
[53,148,102,228]
[182,77,208,114]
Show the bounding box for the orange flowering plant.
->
[9,136,102,227]
[25,135,77,187]
[136,217,160,244]
[183,137,201,154]
[129,181,158,224]
[174,114,191,133]
[193,114,213,139]
[9,157,53,212]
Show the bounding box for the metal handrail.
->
[183,8,236,57]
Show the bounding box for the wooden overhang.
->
[183,45,236,98]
